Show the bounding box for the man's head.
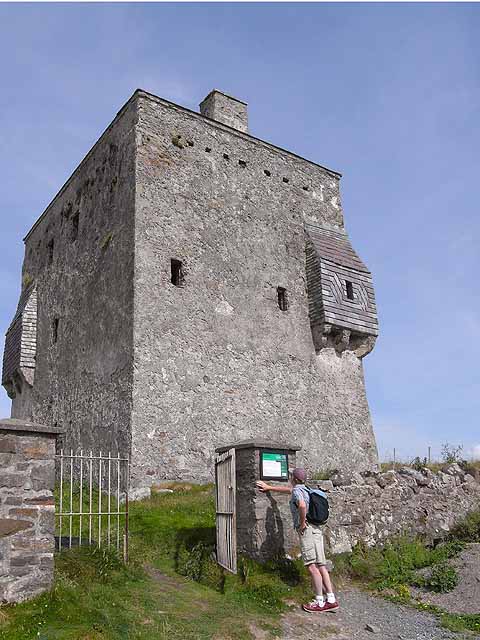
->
[290,468,307,484]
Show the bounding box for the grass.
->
[0,485,311,640]
[310,469,336,481]
[2,484,479,638]
[99,232,113,250]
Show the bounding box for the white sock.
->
[326,592,336,604]
[315,595,325,606]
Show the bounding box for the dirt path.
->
[279,588,479,640]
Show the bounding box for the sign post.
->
[215,439,301,563]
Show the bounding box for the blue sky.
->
[1,3,479,461]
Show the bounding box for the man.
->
[256,468,339,613]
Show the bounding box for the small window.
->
[71,212,79,242]
[346,280,354,300]
[277,287,288,311]
[171,259,184,287]
[264,170,271,177]
[52,318,59,343]
[47,238,54,265]
[238,160,247,168]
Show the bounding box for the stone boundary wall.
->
[0,419,62,603]
[316,464,480,555]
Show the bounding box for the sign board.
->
[260,451,289,481]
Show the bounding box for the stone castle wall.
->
[8,102,137,456]
[131,91,378,485]
[3,89,379,484]
[319,464,480,555]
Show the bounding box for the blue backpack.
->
[306,487,329,525]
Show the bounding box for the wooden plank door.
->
[215,448,237,573]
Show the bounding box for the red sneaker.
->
[302,600,327,613]
[323,601,339,612]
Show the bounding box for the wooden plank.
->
[321,262,375,286]
[322,301,378,320]
[215,448,236,574]
[322,304,378,321]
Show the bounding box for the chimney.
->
[199,90,248,133]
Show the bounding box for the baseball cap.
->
[291,468,307,482]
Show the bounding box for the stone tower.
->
[2,89,379,487]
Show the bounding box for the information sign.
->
[260,451,289,481]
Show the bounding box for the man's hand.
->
[256,481,270,492]
[299,521,307,535]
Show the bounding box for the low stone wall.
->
[0,419,62,603]
[318,464,480,555]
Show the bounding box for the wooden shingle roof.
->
[305,223,370,274]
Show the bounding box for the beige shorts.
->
[298,524,326,566]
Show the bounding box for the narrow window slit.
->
[47,238,54,265]
[171,259,185,287]
[346,280,354,300]
[52,318,59,344]
[71,212,79,242]
[277,287,288,311]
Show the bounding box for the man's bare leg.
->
[319,565,333,593]
[307,563,324,599]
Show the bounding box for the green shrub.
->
[411,456,427,471]
[432,539,465,561]
[238,573,287,611]
[337,536,460,591]
[22,272,34,289]
[448,510,480,543]
[441,443,463,464]
[427,562,459,593]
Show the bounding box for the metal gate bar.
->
[55,449,129,561]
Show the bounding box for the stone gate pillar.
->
[216,439,301,563]
[0,418,62,603]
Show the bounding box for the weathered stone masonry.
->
[3,88,380,485]
[320,465,480,555]
[0,419,62,603]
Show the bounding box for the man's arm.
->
[297,499,307,534]
[256,480,292,494]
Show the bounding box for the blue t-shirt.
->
[289,484,310,530]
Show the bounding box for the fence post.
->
[0,418,63,603]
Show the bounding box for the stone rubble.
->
[317,465,480,554]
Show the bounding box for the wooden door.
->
[215,448,236,573]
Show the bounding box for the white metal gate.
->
[55,449,130,561]
[215,448,236,573]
